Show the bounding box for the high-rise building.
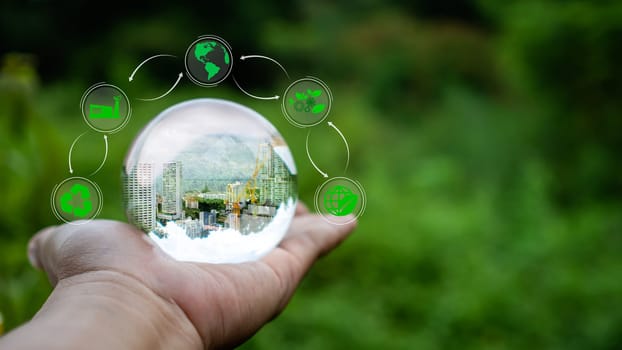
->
[200,210,218,226]
[258,143,274,205]
[162,161,182,219]
[179,218,203,239]
[258,143,292,206]
[208,209,218,225]
[124,163,156,232]
[272,146,291,204]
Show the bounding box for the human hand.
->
[2,203,356,350]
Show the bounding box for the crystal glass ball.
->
[123,99,297,263]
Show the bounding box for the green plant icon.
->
[60,184,93,218]
[323,185,358,216]
[288,89,326,114]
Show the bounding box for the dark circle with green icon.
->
[282,77,332,127]
[185,36,233,86]
[81,84,131,133]
[314,177,365,224]
[52,177,102,223]
[324,185,358,216]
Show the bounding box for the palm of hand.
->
[29,204,355,348]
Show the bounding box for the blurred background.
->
[1,0,621,348]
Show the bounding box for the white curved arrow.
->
[137,73,183,101]
[232,76,279,100]
[129,54,176,82]
[306,131,328,178]
[90,135,109,176]
[328,121,350,172]
[68,132,86,174]
[240,55,290,80]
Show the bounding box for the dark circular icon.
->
[51,177,103,224]
[185,35,233,87]
[81,83,131,133]
[282,77,332,128]
[314,177,365,225]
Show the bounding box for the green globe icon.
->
[185,37,233,86]
[323,185,358,216]
[194,40,230,80]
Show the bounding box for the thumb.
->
[261,213,357,307]
[28,225,74,286]
[282,213,357,260]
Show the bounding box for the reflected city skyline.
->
[124,140,296,238]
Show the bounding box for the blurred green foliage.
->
[1,1,621,348]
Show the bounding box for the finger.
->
[28,226,56,269]
[28,225,73,285]
[28,220,106,285]
[167,214,356,348]
[295,202,310,216]
[281,213,357,258]
[262,213,357,306]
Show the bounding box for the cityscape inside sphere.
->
[123,99,297,263]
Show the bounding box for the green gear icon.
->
[294,100,305,112]
[60,184,93,218]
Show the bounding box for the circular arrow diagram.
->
[58,34,365,225]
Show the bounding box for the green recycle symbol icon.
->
[60,184,93,218]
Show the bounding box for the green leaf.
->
[310,89,322,97]
[295,92,308,100]
[312,104,326,114]
[288,98,294,105]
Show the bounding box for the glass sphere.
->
[123,99,297,263]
